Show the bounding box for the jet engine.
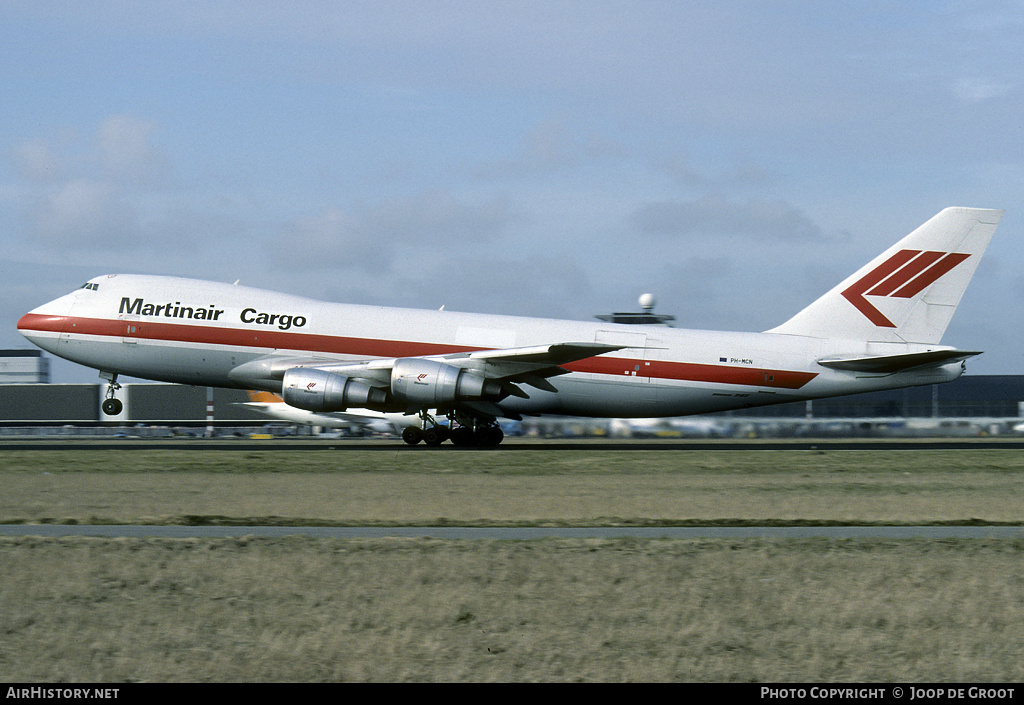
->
[391,358,503,406]
[282,367,388,412]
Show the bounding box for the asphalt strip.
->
[2,525,1024,539]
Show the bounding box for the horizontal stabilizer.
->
[817,349,981,373]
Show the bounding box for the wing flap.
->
[467,342,624,365]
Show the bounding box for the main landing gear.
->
[402,410,505,448]
[100,372,123,416]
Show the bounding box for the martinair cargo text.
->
[18,207,1003,447]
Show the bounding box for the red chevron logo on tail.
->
[841,249,971,327]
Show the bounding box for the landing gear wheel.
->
[101,398,123,416]
[477,426,504,447]
[402,426,424,445]
[449,426,475,447]
[424,426,449,447]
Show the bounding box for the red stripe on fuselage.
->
[18,313,817,390]
[563,356,815,389]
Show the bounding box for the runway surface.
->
[3,524,1023,540]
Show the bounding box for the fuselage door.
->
[121,315,142,344]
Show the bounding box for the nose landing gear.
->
[100,372,123,416]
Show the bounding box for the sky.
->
[2,1,1022,383]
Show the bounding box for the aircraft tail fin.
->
[767,207,1003,344]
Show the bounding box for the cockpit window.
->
[79,282,99,291]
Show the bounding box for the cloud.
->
[415,254,593,319]
[93,115,168,184]
[13,116,171,254]
[654,153,770,189]
[278,206,391,274]
[475,119,626,179]
[952,78,1013,103]
[30,179,138,249]
[12,115,167,186]
[273,191,523,274]
[629,194,823,241]
[12,138,67,182]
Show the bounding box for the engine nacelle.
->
[281,367,388,412]
[390,358,503,406]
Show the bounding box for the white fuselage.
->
[18,274,963,419]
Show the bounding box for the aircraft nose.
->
[17,294,76,352]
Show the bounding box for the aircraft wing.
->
[817,349,981,374]
[456,342,626,391]
[228,342,625,397]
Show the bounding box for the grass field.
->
[2,444,1023,526]
[2,442,1023,681]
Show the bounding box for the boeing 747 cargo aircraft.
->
[18,207,1003,446]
